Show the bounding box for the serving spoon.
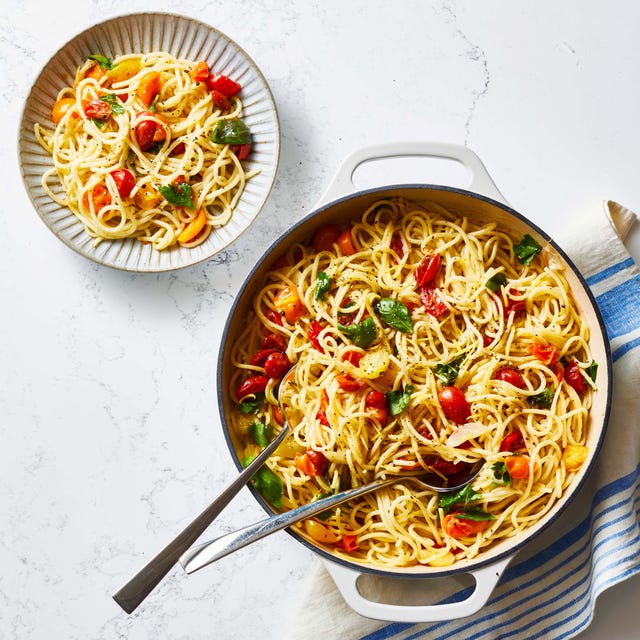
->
[179,459,484,575]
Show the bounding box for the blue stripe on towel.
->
[360,465,640,640]
[612,335,640,362]
[586,257,635,286]
[595,273,640,339]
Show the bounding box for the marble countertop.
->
[2,1,639,638]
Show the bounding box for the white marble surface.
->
[2,1,639,638]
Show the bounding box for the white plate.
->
[18,12,280,272]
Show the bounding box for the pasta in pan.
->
[34,52,258,251]
[229,196,597,568]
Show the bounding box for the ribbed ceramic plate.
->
[18,12,280,272]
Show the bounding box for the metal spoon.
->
[179,460,484,575]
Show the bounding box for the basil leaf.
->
[434,354,466,386]
[586,360,598,382]
[527,387,555,409]
[92,119,105,129]
[248,421,273,447]
[374,298,413,333]
[514,234,542,265]
[100,93,125,115]
[386,385,414,416]
[158,181,195,208]
[88,54,114,69]
[313,491,336,521]
[315,271,332,300]
[243,456,283,508]
[492,461,511,485]
[240,393,264,414]
[210,118,252,145]
[486,272,507,292]
[338,317,377,348]
[456,507,494,521]
[439,484,482,511]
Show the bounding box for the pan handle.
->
[316,141,506,206]
[322,553,513,623]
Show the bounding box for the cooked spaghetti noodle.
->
[34,52,258,250]
[229,196,596,568]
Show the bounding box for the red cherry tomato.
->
[438,386,471,424]
[419,286,448,317]
[442,513,491,539]
[109,168,135,198]
[250,348,279,367]
[493,367,526,389]
[135,119,159,151]
[261,333,288,351]
[312,224,342,252]
[205,73,241,97]
[529,343,558,365]
[365,390,388,425]
[84,99,111,120]
[263,352,291,378]
[499,430,525,453]
[429,457,468,476]
[390,233,405,259]
[236,375,268,400]
[415,254,441,287]
[211,89,232,110]
[565,360,587,394]
[233,143,252,160]
[295,449,329,477]
[336,373,365,392]
[307,321,325,352]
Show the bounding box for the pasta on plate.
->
[228,196,597,569]
[34,51,258,251]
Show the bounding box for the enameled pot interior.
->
[218,184,612,577]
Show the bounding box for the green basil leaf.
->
[248,421,273,447]
[586,360,598,382]
[100,93,125,115]
[240,393,264,414]
[486,272,507,292]
[514,234,542,265]
[527,387,555,409]
[210,118,252,145]
[386,385,414,416]
[434,354,466,386]
[315,271,332,300]
[492,461,511,485]
[158,181,195,208]
[242,456,283,508]
[374,298,413,333]
[439,484,482,511]
[338,317,377,348]
[457,507,495,521]
[88,54,114,69]
[313,491,336,520]
[92,119,105,129]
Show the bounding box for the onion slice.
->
[446,422,492,447]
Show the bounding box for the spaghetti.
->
[34,52,258,250]
[229,196,597,568]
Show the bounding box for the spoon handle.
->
[180,476,393,574]
[112,424,291,614]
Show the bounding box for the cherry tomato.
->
[438,386,471,424]
[312,224,342,252]
[171,142,186,156]
[136,71,162,106]
[415,254,441,287]
[341,350,363,367]
[135,120,159,151]
[205,73,241,97]
[211,89,231,110]
[295,449,328,476]
[84,62,107,82]
[177,209,208,244]
[494,367,526,389]
[263,352,291,379]
[273,285,305,323]
[307,321,325,352]
[272,405,285,426]
[250,349,279,367]
[442,513,491,539]
[316,409,329,426]
[231,143,252,160]
[191,61,210,83]
[390,233,405,259]
[528,343,558,365]
[81,184,112,213]
[338,534,359,552]
[419,286,448,317]
[51,97,76,124]
[565,360,587,394]
[501,288,527,317]
[236,375,268,400]
[336,229,357,256]
[429,457,468,476]
[84,99,111,120]
[365,390,388,425]
[505,454,531,479]
[499,430,525,453]
[109,168,135,199]
[261,333,288,351]
[336,373,365,392]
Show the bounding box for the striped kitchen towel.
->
[284,200,640,640]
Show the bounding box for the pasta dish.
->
[34,52,258,250]
[228,196,597,568]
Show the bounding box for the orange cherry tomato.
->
[84,62,107,83]
[136,71,162,106]
[528,343,558,365]
[177,209,207,244]
[81,184,112,213]
[336,229,357,256]
[312,224,342,252]
[51,97,77,124]
[505,454,531,479]
[295,449,328,476]
[442,513,491,539]
[273,286,305,323]
[337,534,359,552]
[191,61,210,83]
